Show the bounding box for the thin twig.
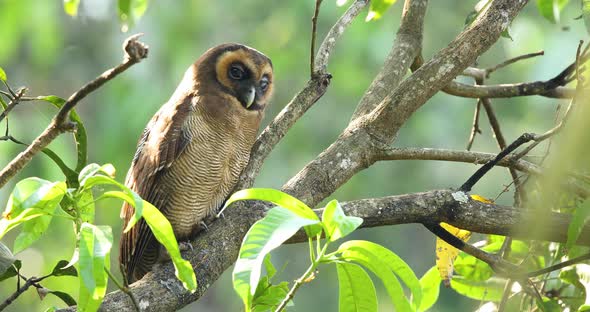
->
[0,273,50,311]
[497,279,515,312]
[310,0,323,77]
[460,133,536,192]
[475,76,525,206]
[485,51,544,78]
[0,34,148,189]
[466,100,482,151]
[236,0,367,189]
[527,253,590,277]
[105,267,139,312]
[0,87,26,123]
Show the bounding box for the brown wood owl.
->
[119,43,273,283]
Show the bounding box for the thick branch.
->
[444,81,576,99]
[283,0,527,206]
[236,0,367,189]
[89,189,590,311]
[0,35,148,189]
[350,0,427,120]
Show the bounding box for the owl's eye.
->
[260,76,270,92]
[229,64,245,80]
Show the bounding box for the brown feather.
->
[119,43,273,283]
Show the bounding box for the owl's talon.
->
[178,241,194,252]
[200,221,209,231]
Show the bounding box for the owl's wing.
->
[119,94,193,283]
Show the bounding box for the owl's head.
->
[194,43,274,112]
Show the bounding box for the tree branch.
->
[0,34,148,189]
[86,189,590,311]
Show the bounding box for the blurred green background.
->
[0,0,585,311]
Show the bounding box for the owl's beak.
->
[245,86,256,109]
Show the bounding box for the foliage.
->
[224,188,422,312]
[0,79,195,311]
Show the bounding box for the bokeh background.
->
[0,0,585,311]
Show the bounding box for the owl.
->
[119,43,274,283]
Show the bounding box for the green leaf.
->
[0,66,6,81]
[1,178,66,240]
[336,262,378,312]
[567,199,590,250]
[339,240,421,310]
[76,190,95,224]
[13,212,53,253]
[224,188,322,237]
[50,260,78,277]
[48,290,77,306]
[142,200,196,291]
[233,206,320,310]
[0,259,21,282]
[263,254,277,279]
[132,0,148,19]
[453,251,493,282]
[118,0,132,31]
[0,241,16,275]
[39,96,88,173]
[252,278,290,312]
[98,190,196,291]
[81,172,142,232]
[338,242,413,312]
[418,267,441,312]
[322,200,362,242]
[78,223,112,312]
[366,0,398,21]
[535,0,570,23]
[450,276,505,301]
[63,0,81,16]
[78,163,116,186]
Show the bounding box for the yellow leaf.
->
[470,194,493,204]
[435,223,472,286]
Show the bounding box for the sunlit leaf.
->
[263,254,277,279]
[13,212,53,253]
[78,223,112,312]
[98,190,196,292]
[252,277,290,312]
[0,178,66,240]
[535,0,570,23]
[233,206,319,311]
[76,190,95,224]
[133,0,148,19]
[435,223,472,286]
[338,241,414,312]
[336,262,378,312]
[418,267,441,312]
[366,0,398,21]
[0,66,6,81]
[223,188,322,237]
[450,276,505,302]
[322,200,362,242]
[63,0,81,16]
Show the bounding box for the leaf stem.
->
[104,267,140,312]
[275,239,331,311]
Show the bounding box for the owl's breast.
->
[159,111,257,239]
